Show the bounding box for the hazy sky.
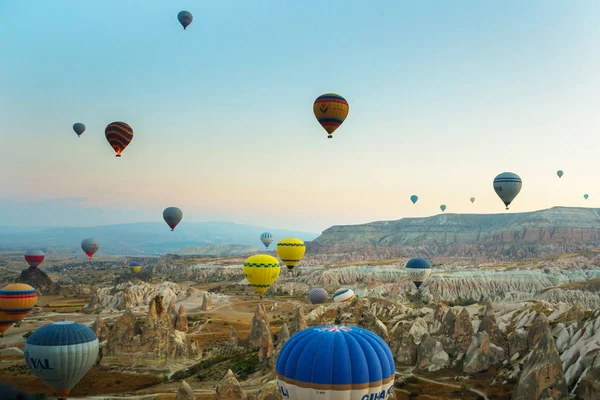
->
[1,1,599,233]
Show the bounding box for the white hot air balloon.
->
[493,172,522,210]
[332,288,355,303]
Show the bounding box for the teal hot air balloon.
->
[178,11,193,30]
[24,321,99,399]
[557,170,564,178]
[72,123,85,137]
[584,194,589,200]
[440,204,446,212]
[260,232,274,249]
[493,172,522,210]
[410,195,418,204]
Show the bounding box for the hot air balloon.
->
[105,121,133,157]
[24,250,45,269]
[163,207,183,231]
[410,195,418,204]
[0,283,38,325]
[243,254,281,298]
[72,123,85,137]
[332,288,355,303]
[313,93,349,138]
[493,172,522,210]
[440,204,446,212]
[81,238,99,259]
[129,261,141,274]
[405,257,432,289]
[276,325,395,400]
[276,238,306,271]
[24,322,99,400]
[178,11,193,30]
[470,197,475,204]
[308,288,328,304]
[0,311,14,336]
[557,170,564,178]
[584,194,589,200]
[260,232,274,249]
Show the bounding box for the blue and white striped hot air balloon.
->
[333,288,355,303]
[24,321,99,399]
[405,257,432,289]
[260,232,274,249]
[276,325,395,400]
[308,288,328,304]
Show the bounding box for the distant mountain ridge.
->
[308,207,600,261]
[0,221,318,256]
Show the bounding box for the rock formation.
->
[17,267,56,294]
[358,311,390,343]
[277,324,290,346]
[229,325,240,346]
[417,333,449,372]
[463,331,505,373]
[478,302,507,348]
[201,292,212,311]
[290,306,307,336]
[390,318,428,365]
[216,369,247,400]
[512,329,568,400]
[249,303,270,349]
[528,314,551,350]
[256,380,283,400]
[257,323,274,362]
[174,380,195,400]
[576,353,600,399]
[91,314,110,342]
[175,305,188,332]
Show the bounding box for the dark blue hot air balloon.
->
[308,288,328,304]
[405,257,432,289]
[178,11,193,30]
[276,325,395,399]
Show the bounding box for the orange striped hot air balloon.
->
[0,284,38,325]
[313,93,349,138]
[105,121,134,157]
[0,311,14,336]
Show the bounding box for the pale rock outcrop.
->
[390,317,428,365]
[200,292,212,311]
[478,302,507,349]
[306,305,329,325]
[575,353,600,399]
[277,324,290,346]
[175,305,189,332]
[512,329,568,400]
[528,314,551,351]
[175,380,195,400]
[216,369,248,400]
[257,323,274,362]
[229,325,240,346]
[168,300,178,326]
[291,306,307,335]
[249,303,271,349]
[256,380,283,400]
[454,308,474,354]
[417,333,449,372]
[563,303,585,323]
[463,331,505,373]
[508,329,528,358]
[357,311,389,343]
[91,314,110,342]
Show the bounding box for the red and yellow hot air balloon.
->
[105,121,134,157]
[0,311,14,336]
[313,93,349,138]
[0,283,38,325]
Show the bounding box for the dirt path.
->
[396,367,489,400]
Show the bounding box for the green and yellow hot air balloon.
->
[276,238,306,271]
[243,254,281,298]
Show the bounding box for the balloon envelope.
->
[260,232,274,249]
[243,254,281,296]
[276,325,395,400]
[332,288,355,303]
[493,172,522,210]
[163,207,183,231]
[308,288,328,304]
[178,10,193,29]
[72,123,85,137]
[410,195,418,204]
[440,205,446,212]
[405,258,432,289]
[470,197,475,204]
[313,93,349,138]
[0,311,14,335]
[81,238,99,259]
[276,238,306,270]
[105,122,133,157]
[24,321,99,398]
[557,170,564,178]
[24,250,45,268]
[129,261,141,274]
[0,283,37,324]
[584,194,589,200]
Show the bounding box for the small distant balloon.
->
[313,93,349,138]
[105,122,133,157]
[493,172,522,210]
[24,250,45,269]
[73,123,85,137]
[557,170,564,178]
[163,207,183,231]
[440,204,446,212]
[260,232,274,249]
[410,195,418,204]
[178,11,193,30]
[470,197,475,204]
[308,288,328,304]
[584,194,589,200]
[81,238,99,259]
[405,257,432,289]
[129,261,141,274]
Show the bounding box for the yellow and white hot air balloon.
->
[276,238,306,272]
[243,254,281,298]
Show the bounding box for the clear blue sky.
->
[0,0,599,233]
